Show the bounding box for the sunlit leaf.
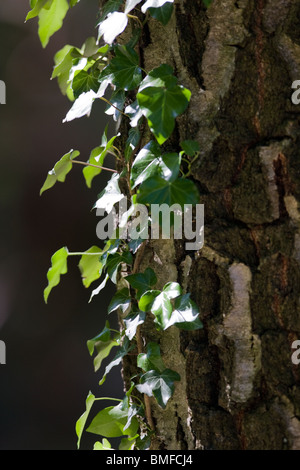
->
[38,0,69,48]
[75,391,95,449]
[44,247,69,303]
[78,246,103,288]
[136,368,180,409]
[40,149,79,195]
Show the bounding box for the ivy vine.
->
[27,0,211,450]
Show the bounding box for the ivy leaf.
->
[138,289,160,312]
[147,2,174,25]
[124,310,146,340]
[100,337,134,384]
[137,175,199,207]
[26,0,52,21]
[136,368,180,409]
[44,247,68,303]
[202,0,213,6]
[125,127,140,162]
[72,69,101,99]
[106,251,133,284]
[78,246,103,288]
[126,267,157,299]
[98,12,128,44]
[180,140,200,157]
[93,438,112,450]
[137,64,191,144]
[51,45,77,98]
[93,339,119,372]
[87,321,112,355]
[137,342,165,373]
[87,401,139,437]
[75,391,95,449]
[108,288,131,314]
[165,293,203,330]
[40,149,80,195]
[103,45,142,91]
[38,0,69,48]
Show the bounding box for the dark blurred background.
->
[0,0,123,450]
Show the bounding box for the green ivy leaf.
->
[136,368,180,409]
[137,342,165,373]
[38,0,69,48]
[137,175,199,207]
[89,274,109,303]
[44,247,69,303]
[40,149,80,195]
[126,267,157,299]
[78,246,103,288]
[138,289,160,312]
[105,251,133,284]
[87,401,139,438]
[52,44,77,98]
[125,127,140,162]
[72,69,101,99]
[105,89,126,121]
[26,0,52,21]
[137,64,191,144]
[75,391,95,449]
[87,321,112,355]
[147,2,173,25]
[103,45,142,91]
[124,310,146,340]
[180,140,200,157]
[100,337,134,384]
[93,339,119,372]
[93,438,112,450]
[108,288,131,314]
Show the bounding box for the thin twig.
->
[72,160,118,173]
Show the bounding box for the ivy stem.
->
[127,13,143,29]
[132,241,156,433]
[99,96,129,118]
[94,397,122,402]
[72,160,118,173]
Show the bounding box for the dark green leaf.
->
[100,337,133,384]
[98,0,123,22]
[72,69,100,99]
[137,65,191,144]
[137,175,199,207]
[103,45,142,91]
[180,140,200,157]
[108,288,131,314]
[148,2,173,25]
[126,267,157,299]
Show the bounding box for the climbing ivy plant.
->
[27,0,211,450]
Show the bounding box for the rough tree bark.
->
[119,0,300,450]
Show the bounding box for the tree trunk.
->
[121,0,300,450]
